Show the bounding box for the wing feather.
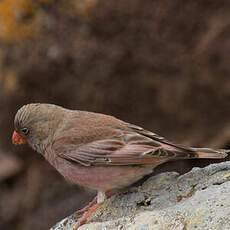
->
[51,123,197,167]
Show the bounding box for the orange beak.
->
[12,131,27,145]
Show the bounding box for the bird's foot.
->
[73,203,101,229]
[75,196,97,216]
[76,190,114,216]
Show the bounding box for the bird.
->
[12,103,229,228]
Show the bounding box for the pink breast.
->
[54,158,152,191]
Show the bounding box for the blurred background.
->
[0,0,229,229]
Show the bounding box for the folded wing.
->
[50,123,198,167]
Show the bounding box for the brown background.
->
[0,0,229,229]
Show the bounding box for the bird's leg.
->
[76,190,114,216]
[97,190,107,203]
[74,202,101,229]
[74,190,113,229]
[75,196,97,216]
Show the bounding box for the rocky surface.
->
[52,161,230,230]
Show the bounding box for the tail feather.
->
[192,147,229,159]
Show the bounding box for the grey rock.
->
[51,162,230,230]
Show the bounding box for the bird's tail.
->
[191,147,229,159]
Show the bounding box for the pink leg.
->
[74,203,101,229]
[75,196,97,216]
[76,190,114,216]
[74,190,114,229]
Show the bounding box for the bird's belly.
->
[54,158,152,191]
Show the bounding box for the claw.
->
[75,196,97,217]
[73,203,101,229]
[73,190,114,229]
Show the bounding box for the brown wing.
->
[51,123,198,167]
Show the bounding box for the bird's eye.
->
[21,127,29,135]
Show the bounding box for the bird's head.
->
[12,103,65,153]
